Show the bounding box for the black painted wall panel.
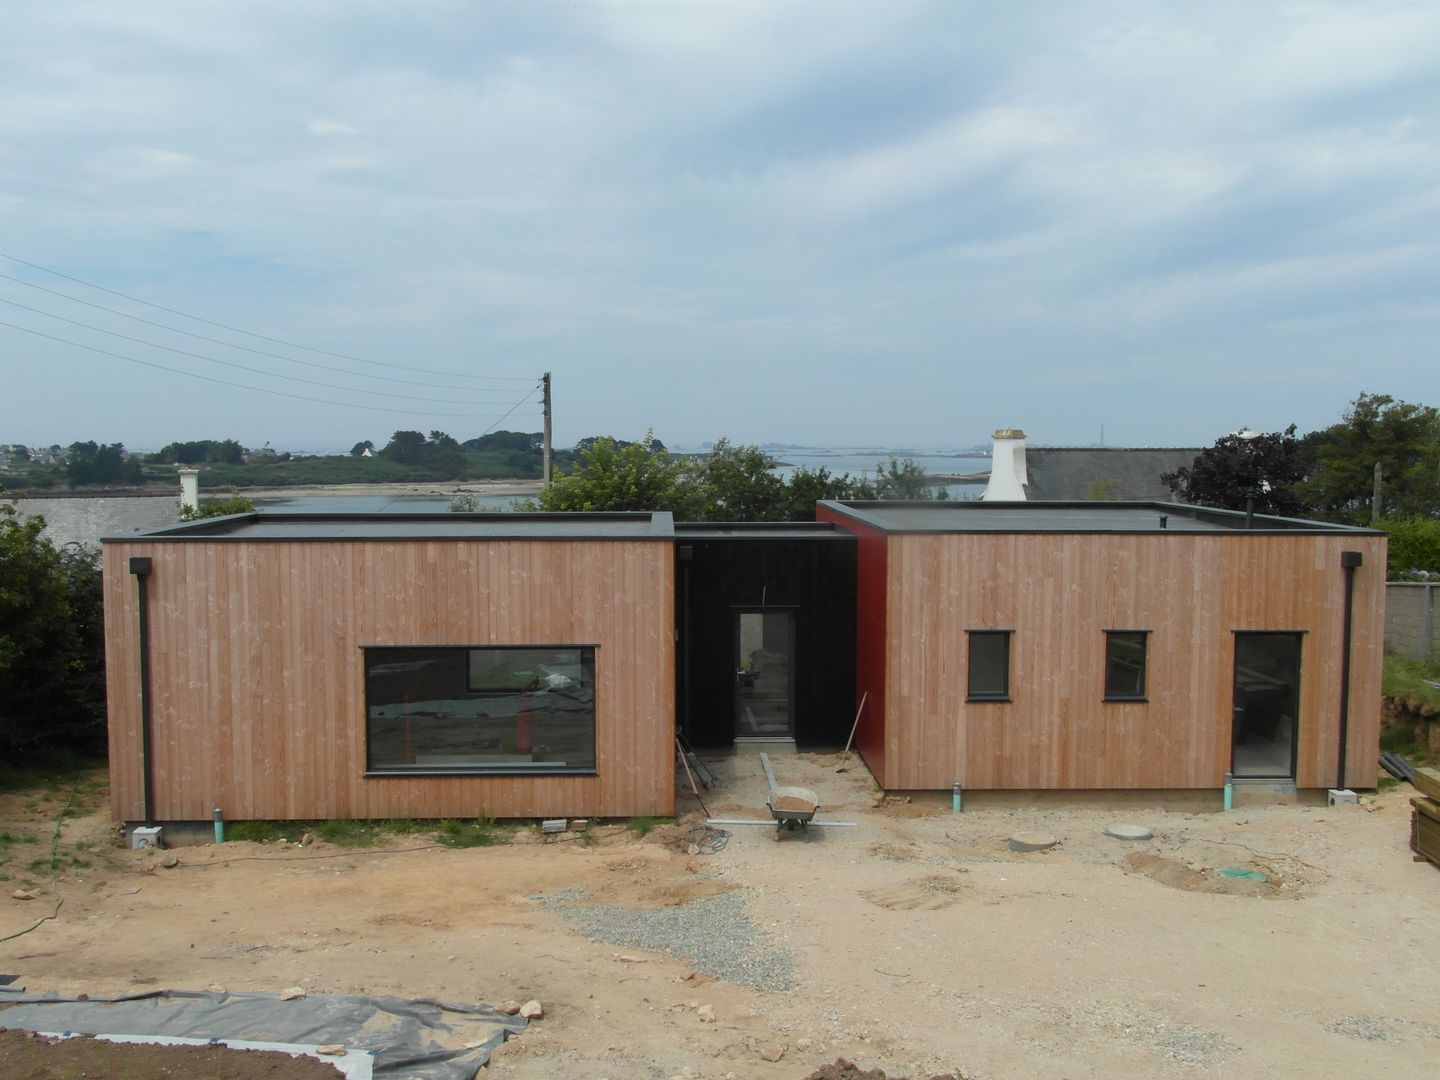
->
[677,534,857,747]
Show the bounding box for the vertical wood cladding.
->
[677,533,856,747]
[871,531,1386,791]
[104,539,675,821]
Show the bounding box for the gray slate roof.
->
[13,495,181,549]
[1022,448,1200,501]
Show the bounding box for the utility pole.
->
[1371,462,1382,524]
[542,371,552,486]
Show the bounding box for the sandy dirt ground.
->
[3,756,1440,1079]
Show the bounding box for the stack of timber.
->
[1411,766,1440,868]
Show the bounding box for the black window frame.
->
[966,630,1012,702]
[1103,630,1149,702]
[363,644,599,778]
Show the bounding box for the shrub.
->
[1379,516,1440,579]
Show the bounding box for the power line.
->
[0,272,508,392]
[0,296,539,406]
[0,251,538,382]
[0,319,544,420]
[478,383,543,438]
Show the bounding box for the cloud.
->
[1,1,1438,450]
[308,120,359,137]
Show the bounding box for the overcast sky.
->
[2,1,1436,453]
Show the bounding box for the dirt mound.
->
[1123,851,1295,898]
[804,1058,957,1080]
[0,1029,342,1080]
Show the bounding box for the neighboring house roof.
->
[14,494,181,549]
[1022,448,1200,501]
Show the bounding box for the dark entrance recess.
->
[1232,632,1302,779]
[734,609,796,738]
[676,524,857,748]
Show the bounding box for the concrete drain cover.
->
[1105,823,1153,841]
[1008,832,1059,852]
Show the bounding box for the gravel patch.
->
[537,888,796,991]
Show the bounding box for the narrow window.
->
[1104,631,1148,700]
[365,645,597,775]
[967,631,1011,701]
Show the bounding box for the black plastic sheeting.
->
[0,989,527,1079]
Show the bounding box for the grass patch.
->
[625,816,675,838]
[312,820,380,847]
[1378,776,1402,792]
[1384,655,1440,710]
[377,818,426,836]
[1380,723,1424,758]
[0,756,106,796]
[226,820,286,844]
[435,816,511,848]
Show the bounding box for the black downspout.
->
[1336,550,1362,791]
[129,556,156,827]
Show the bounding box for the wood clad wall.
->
[103,540,675,821]
[881,532,1387,791]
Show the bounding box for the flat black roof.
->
[106,512,676,543]
[675,522,855,540]
[819,500,1383,535]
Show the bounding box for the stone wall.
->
[1386,582,1438,661]
[11,494,180,550]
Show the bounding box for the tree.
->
[0,495,106,761]
[537,432,694,513]
[1377,516,1440,579]
[380,430,428,465]
[1304,393,1440,523]
[149,439,245,465]
[462,431,541,453]
[775,466,873,520]
[535,433,944,520]
[693,440,785,521]
[871,456,947,500]
[349,440,374,457]
[179,494,257,521]
[66,441,141,487]
[1162,425,1314,516]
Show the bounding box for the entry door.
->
[1232,633,1302,779]
[734,610,796,739]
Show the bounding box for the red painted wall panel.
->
[817,505,888,783]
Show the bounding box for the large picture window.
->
[966,631,1011,701]
[365,646,597,775]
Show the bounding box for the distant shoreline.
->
[15,479,545,499]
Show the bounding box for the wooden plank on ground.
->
[1412,766,1440,802]
[1409,796,1440,823]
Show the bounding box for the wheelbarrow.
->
[760,753,820,840]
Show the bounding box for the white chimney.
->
[178,467,200,516]
[981,428,1028,501]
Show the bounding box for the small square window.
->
[1104,631,1148,700]
[967,631,1011,701]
